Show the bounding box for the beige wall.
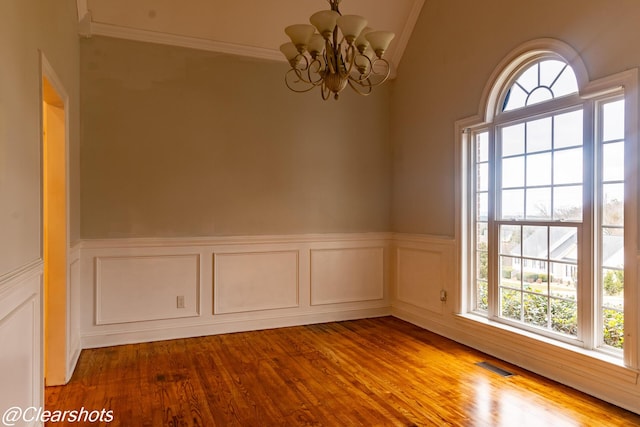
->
[390,0,640,236]
[0,0,80,275]
[80,36,391,238]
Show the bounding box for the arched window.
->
[459,40,638,362]
[502,59,578,111]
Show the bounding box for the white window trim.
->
[454,38,639,369]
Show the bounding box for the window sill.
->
[454,312,638,382]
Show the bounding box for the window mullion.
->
[581,100,596,349]
[487,124,500,320]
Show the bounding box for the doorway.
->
[42,57,68,386]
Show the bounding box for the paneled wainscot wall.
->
[78,233,393,348]
[0,261,43,418]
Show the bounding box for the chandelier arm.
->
[347,77,373,96]
[320,82,333,100]
[370,58,392,84]
[350,57,391,86]
[350,53,374,82]
[289,54,314,84]
[285,69,319,93]
[305,58,326,86]
[343,44,358,77]
[287,56,326,88]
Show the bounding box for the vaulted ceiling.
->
[76,0,425,69]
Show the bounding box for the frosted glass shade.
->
[365,31,395,56]
[354,27,372,51]
[280,42,300,62]
[310,10,340,36]
[308,34,325,56]
[285,24,316,48]
[337,15,368,42]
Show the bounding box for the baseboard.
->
[82,306,391,348]
[66,338,81,383]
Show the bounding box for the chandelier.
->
[280,0,395,100]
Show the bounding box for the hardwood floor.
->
[46,317,640,426]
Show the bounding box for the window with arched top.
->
[501,58,578,111]
[459,40,638,365]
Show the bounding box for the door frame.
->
[40,52,71,385]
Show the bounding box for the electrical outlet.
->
[177,295,185,308]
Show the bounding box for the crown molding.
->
[76,0,88,21]
[83,0,427,78]
[391,0,425,69]
[89,22,404,79]
[90,22,285,63]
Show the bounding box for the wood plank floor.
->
[46,317,640,426]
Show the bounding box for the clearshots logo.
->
[2,406,114,426]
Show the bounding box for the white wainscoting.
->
[392,234,456,318]
[310,247,384,305]
[96,254,200,324]
[0,261,43,426]
[214,250,299,314]
[79,233,392,348]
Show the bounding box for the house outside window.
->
[459,39,638,362]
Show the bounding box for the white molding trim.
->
[41,52,74,385]
[66,241,82,383]
[390,0,425,70]
[90,22,285,63]
[81,306,391,349]
[391,232,455,245]
[86,0,426,75]
[478,38,589,123]
[79,232,393,249]
[76,0,88,21]
[0,259,43,289]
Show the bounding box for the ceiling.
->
[76,0,425,69]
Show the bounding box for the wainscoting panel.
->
[96,254,200,324]
[395,246,447,314]
[214,251,299,314]
[0,262,42,424]
[310,247,384,305]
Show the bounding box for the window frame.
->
[480,96,592,347]
[455,39,638,369]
